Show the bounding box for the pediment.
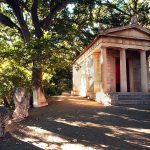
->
[104,25,150,40]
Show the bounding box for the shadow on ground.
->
[0,95,150,150]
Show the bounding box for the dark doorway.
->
[126,59,130,92]
[116,58,120,92]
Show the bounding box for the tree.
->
[102,0,150,28]
[0,0,73,107]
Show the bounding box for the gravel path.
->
[0,95,150,150]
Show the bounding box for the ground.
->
[0,95,150,150]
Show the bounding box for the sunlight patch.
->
[126,128,150,134]
[97,112,112,116]
[105,133,116,137]
[126,107,150,113]
[61,143,95,150]
[11,125,68,149]
[11,125,98,150]
[68,98,88,102]
[124,140,150,148]
[54,118,102,128]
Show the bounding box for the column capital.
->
[119,47,126,51]
[100,46,107,51]
[100,47,107,56]
[140,50,146,53]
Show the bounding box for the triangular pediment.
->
[104,25,150,39]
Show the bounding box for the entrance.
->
[115,58,120,92]
[115,58,130,92]
[126,59,130,92]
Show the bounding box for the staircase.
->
[109,92,150,105]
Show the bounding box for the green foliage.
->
[0,59,31,108]
[44,66,72,96]
[0,30,74,102]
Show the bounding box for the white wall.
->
[73,55,95,97]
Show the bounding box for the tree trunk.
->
[12,87,30,122]
[32,65,48,107]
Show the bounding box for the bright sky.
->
[67,4,75,13]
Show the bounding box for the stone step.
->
[109,92,150,105]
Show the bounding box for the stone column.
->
[129,59,134,92]
[93,52,100,93]
[101,47,107,92]
[120,49,127,92]
[140,50,148,92]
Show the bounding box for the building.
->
[72,19,150,105]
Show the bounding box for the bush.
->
[44,67,72,96]
[0,60,31,109]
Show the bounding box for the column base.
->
[33,101,48,108]
[96,92,111,106]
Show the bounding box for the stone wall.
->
[73,55,95,97]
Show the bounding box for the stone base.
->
[33,101,48,108]
[109,92,150,105]
[96,92,111,106]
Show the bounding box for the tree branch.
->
[0,13,17,28]
[0,13,23,38]
[103,0,130,16]
[122,0,132,16]
[5,0,30,43]
[31,0,43,38]
[41,0,71,30]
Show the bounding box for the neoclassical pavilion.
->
[72,20,150,105]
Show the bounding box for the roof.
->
[73,24,150,64]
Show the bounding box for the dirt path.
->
[0,95,150,150]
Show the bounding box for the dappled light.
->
[54,118,103,128]
[126,128,150,134]
[48,95,101,106]
[61,143,94,150]
[67,98,100,106]
[54,117,150,149]
[67,98,88,102]
[125,107,150,113]
[1,95,150,149]
[11,125,68,150]
[11,125,96,150]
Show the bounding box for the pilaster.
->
[101,47,107,92]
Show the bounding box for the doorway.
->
[126,59,130,92]
[115,58,130,92]
[115,58,120,92]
